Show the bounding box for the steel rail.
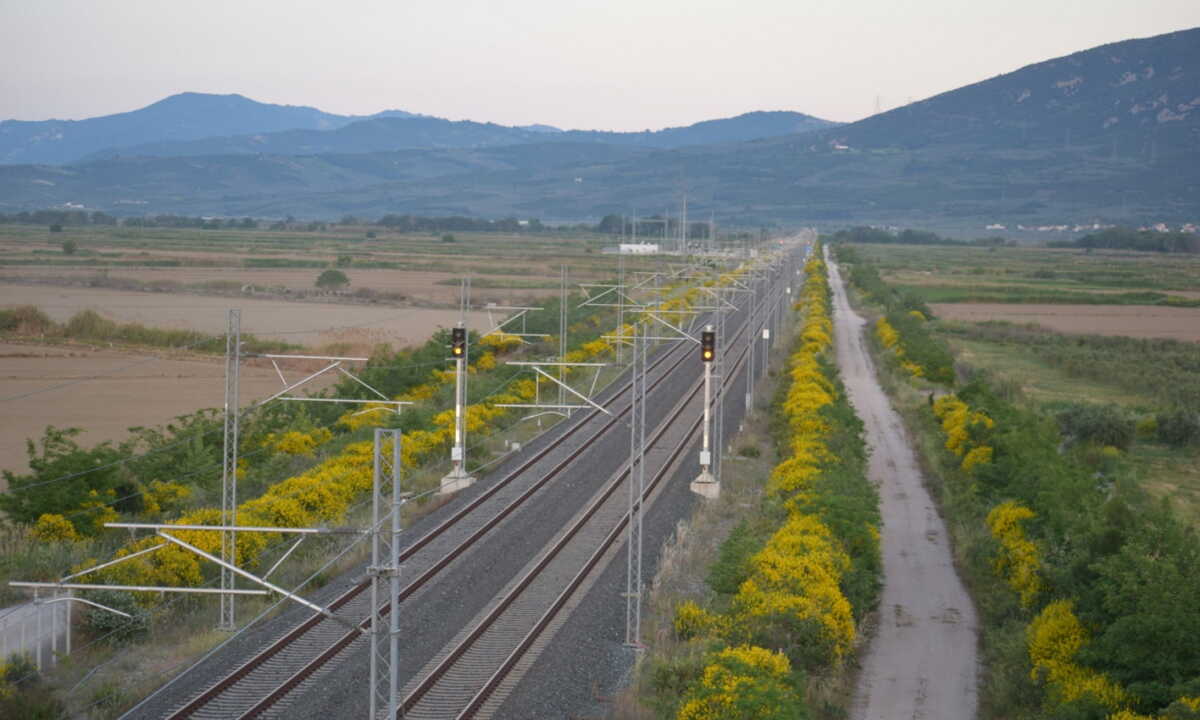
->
[233,325,747,720]
[162,320,703,720]
[164,272,774,720]
[402,334,754,717]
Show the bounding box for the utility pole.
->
[369,429,403,720]
[558,265,568,413]
[746,274,757,414]
[624,327,647,646]
[219,309,241,631]
[617,254,625,364]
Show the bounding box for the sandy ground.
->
[0,283,491,349]
[829,255,979,720]
[930,302,1200,341]
[0,342,349,484]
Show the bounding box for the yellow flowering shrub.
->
[474,351,497,372]
[266,428,333,456]
[732,514,856,664]
[674,600,725,640]
[1108,712,1154,720]
[933,395,994,458]
[676,645,800,720]
[31,513,80,542]
[1028,600,1127,709]
[876,318,900,350]
[479,332,522,351]
[986,501,1043,607]
[141,480,192,515]
[961,445,993,474]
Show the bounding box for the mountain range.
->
[1,95,834,166]
[1,26,1197,226]
[0,93,425,165]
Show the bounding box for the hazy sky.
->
[2,0,1198,130]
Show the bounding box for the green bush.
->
[80,590,152,645]
[0,305,53,334]
[1055,403,1135,450]
[1155,410,1200,447]
[0,654,65,720]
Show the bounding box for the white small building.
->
[619,243,660,255]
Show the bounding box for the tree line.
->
[1051,227,1200,253]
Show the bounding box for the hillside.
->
[0,93,419,165]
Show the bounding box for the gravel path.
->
[827,254,980,720]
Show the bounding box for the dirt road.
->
[827,254,979,720]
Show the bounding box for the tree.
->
[441,233,456,243]
[61,238,77,255]
[0,426,133,534]
[316,269,350,291]
[597,214,623,234]
[336,254,352,267]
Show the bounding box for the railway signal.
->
[692,324,719,497]
[442,322,475,493]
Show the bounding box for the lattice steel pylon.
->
[220,308,241,631]
[624,326,647,648]
[369,428,404,719]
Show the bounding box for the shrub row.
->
[663,249,879,719]
[849,260,1200,718]
[833,246,954,384]
[925,380,1200,718]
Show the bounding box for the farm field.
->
[844,240,1200,522]
[0,224,622,304]
[930,302,1200,341]
[944,333,1200,525]
[0,283,491,348]
[0,341,345,483]
[0,224,629,486]
[858,243,1200,293]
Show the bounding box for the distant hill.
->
[0,93,420,165]
[79,110,834,161]
[0,28,1195,226]
[561,111,833,148]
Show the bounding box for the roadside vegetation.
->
[835,241,1200,720]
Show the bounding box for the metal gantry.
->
[220,308,242,631]
[624,326,647,648]
[369,429,405,720]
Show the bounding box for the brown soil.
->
[930,303,1200,341]
[0,283,492,349]
[0,342,348,485]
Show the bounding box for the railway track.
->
[148,300,755,720]
[133,243,811,720]
[402,329,751,719]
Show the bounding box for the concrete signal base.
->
[690,470,720,499]
[439,466,476,495]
